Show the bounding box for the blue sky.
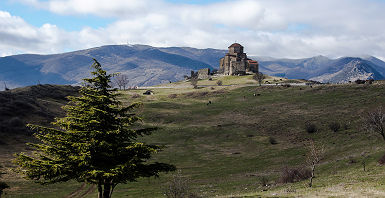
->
[167,0,224,4]
[0,1,114,31]
[1,0,385,59]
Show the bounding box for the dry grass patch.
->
[182,89,228,98]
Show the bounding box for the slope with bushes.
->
[0,84,79,141]
[2,79,385,197]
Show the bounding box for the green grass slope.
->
[2,79,385,197]
[0,84,79,198]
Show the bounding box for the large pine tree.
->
[15,59,175,198]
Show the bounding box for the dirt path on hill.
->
[139,82,309,90]
[64,183,86,198]
[80,184,96,197]
[64,183,97,198]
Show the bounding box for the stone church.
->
[219,43,258,75]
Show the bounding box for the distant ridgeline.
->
[191,43,259,79]
[2,44,385,88]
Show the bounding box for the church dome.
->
[229,43,243,48]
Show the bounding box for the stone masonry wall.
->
[198,68,210,79]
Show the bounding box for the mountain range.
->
[256,55,385,83]
[0,45,224,89]
[1,44,385,89]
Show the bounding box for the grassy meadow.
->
[2,76,385,197]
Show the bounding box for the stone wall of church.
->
[219,43,258,76]
[230,60,247,75]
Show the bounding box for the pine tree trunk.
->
[309,176,313,187]
[98,184,103,198]
[103,182,111,198]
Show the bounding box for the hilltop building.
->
[219,43,258,75]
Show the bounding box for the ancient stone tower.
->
[219,43,258,75]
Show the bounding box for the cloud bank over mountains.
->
[1,0,385,59]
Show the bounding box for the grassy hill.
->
[0,84,79,197]
[0,84,79,138]
[2,77,385,197]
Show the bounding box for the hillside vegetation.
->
[0,84,79,138]
[2,77,385,197]
[0,84,79,189]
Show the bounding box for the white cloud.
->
[3,0,385,60]
[0,10,79,56]
[17,0,156,17]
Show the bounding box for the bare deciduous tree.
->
[165,170,191,198]
[190,76,198,89]
[361,151,370,171]
[306,140,325,187]
[3,82,9,91]
[114,74,129,90]
[362,106,385,141]
[216,80,223,86]
[253,72,265,86]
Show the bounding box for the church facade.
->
[219,43,258,75]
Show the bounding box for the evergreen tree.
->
[15,59,175,198]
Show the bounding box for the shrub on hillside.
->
[355,79,366,84]
[343,122,350,130]
[216,80,223,86]
[7,117,24,128]
[269,137,278,145]
[305,122,318,133]
[165,171,201,198]
[348,156,358,164]
[328,121,341,132]
[168,94,177,99]
[260,176,269,187]
[378,153,385,165]
[282,84,291,88]
[279,167,312,183]
[0,165,9,197]
[131,93,140,98]
[0,117,28,134]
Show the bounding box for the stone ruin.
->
[190,68,211,80]
[197,68,210,79]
